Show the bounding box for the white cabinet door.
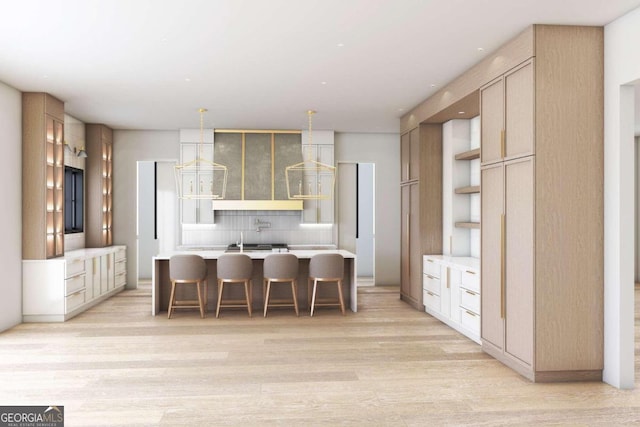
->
[92,256,101,298]
[84,259,94,301]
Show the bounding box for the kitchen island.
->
[152,249,357,315]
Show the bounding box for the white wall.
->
[0,81,22,332]
[604,6,640,389]
[113,130,180,288]
[335,132,400,285]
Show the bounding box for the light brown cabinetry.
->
[481,158,534,366]
[480,26,603,382]
[401,183,421,304]
[22,93,65,259]
[400,127,420,182]
[85,124,113,247]
[481,60,534,164]
[400,124,442,309]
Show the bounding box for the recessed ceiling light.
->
[477,47,484,52]
[430,84,437,88]
[458,111,465,115]
[337,43,344,47]
[321,81,327,85]
[185,78,191,82]
[43,75,48,79]
[398,108,405,112]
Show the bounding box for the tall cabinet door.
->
[409,183,422,302]
[504,157,534,366]
[505,61,535,159]
[400,185,411,298]
[400,182,422,305]
[480,78,504,164]
[481,163,504,350]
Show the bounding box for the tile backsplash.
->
[181,210,334,247]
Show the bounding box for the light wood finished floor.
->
[2,285,640,426]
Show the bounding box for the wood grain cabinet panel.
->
[86,124,114,247]
[22,92,65,259]
[480,163,504,351]
[480,26,603,382]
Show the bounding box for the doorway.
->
[137,161,178,282]
[337,162,376,285]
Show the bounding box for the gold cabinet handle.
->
[446,267,450,289]
[500,129,506,158]
[427,259,434,263]
[465,290,476,296]
[425,274,436,280]
[465,309,477,317]
[500,214,506,319]
[466,270,476,275]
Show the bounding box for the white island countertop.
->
[154,249,355,260]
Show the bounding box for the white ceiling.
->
[1,0,639,133]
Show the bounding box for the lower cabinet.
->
[423,255,480,344]
[23,246,127,322]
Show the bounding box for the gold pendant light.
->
[285,110,336,200]
[174,108,228,200]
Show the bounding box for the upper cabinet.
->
[481,60,535,164]
[23,92,65,259]
[85,124,114,247]
[401,127,420,183]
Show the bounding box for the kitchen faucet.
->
[255,218,271,233]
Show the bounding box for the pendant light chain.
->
[198,108,207,159]
[306,110,315,160]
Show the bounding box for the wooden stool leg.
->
[203,279,208,315]
[216,280,224,318]
[307,278,312,310]
[337,279,345,315]
[291,279,299,316]
[244,280,252,317]
[264,280,272,317]
[168,281,177,319]
[196,281,204,318]
[310,279,318,317]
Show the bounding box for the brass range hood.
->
[211,129,303,211]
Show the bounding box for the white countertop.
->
[23,245,126,263]
[423,254,480,271]
[154,249,355,261]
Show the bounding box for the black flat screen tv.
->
[64,166,84,233]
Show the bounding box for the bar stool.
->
[308,253,345,316]
[263,253,299,317]
[168,254,208,319]
[216,253,253,318]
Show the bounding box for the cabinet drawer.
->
[65,289,86,313]
[115,248,126,262]
[423,290,440,312]
[65,274,85,296]
[66,258,85,278]
[423,257,441,278]
[423,275,440,295]
[115,271,126,287]
[115,260,126,275]
[460,308,480,334]
[461,270,480,293]
[460,288,480,314]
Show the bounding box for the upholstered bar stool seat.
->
[263,253,299,317]
[308,253,345,316]
[216,253,253,318]
[168,254,208,319]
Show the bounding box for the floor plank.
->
[1,283,640,426]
